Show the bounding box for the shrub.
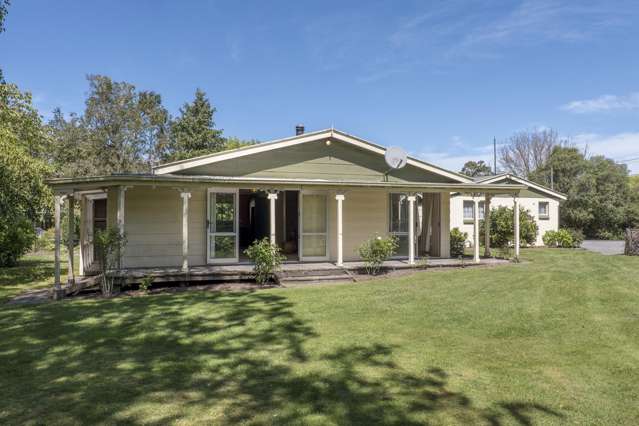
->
[0,218,36,267]
[94,227,127,297]
[567,228,584,248]
[244,238,285,285]
[480,206,538,249]
[543,228,581,248]
[139,276,154,293]
[357,234,398,275]
[450,227,467,257]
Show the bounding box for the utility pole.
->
[550,166,554,190]
[493,137,497,175]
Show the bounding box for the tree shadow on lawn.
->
[0,291,563,425]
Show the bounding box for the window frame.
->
[538,201,550,220]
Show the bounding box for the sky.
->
[2,0,639,173]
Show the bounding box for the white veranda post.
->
[54,195,64,291]
[67,195,75,285]
[473,196,480,264]
[116,186,128,268]
[484,194,492,257]
[513,194,520,260]
[407,195,416,265]
[180,191,191,271]
[267,191,278,245]
[335,194,345,267]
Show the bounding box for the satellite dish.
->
[385,146,408,169]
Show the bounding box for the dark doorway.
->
[238,189,299,261]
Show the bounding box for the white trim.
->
[478,174,567,200]
[153,128,471,184]
[299,190,330,261]
[206,188,239,264]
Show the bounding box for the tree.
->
[461,160,492,177]
[499,128,563,178]
[46,109,94,177]
[82,75,169,174]
[0,83,50,158]
[530,146,637,238]
[164,89,225,161]
[0,136,51,266]
[0,0,10,83]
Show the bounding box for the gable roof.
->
[153,128,472,183]
[476,173,567,200]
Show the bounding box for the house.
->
[48,127,532,294]
[450,174,567,247]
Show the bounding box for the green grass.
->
[1,249,638,425]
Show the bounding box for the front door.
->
[207,189,238,263]
[300,192,329,261]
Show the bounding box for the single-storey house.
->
[450,174,567,247]
[48,127,549,291]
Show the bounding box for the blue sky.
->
[2,0,639,173]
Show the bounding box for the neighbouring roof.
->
[152,128,473,184]
[473,173,567,200]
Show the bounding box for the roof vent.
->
[295,124,305,135]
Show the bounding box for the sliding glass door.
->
[300,192,328,261]
[389,193,410,257]
[207,189,238,263]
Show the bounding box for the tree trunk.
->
[624,228,639,256]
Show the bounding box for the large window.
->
[389,193,409,257]
[538,201,549,220]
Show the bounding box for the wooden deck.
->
[104,257,511,285]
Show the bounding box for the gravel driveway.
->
[581,240,625,255]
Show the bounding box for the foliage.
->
[46,109,95,177]
[450,227,468,257]
[0,0,9,82]
[0,83,50,158]
[224,136,258,150]
[543,229,574,248]
[0,219,35,267]
[94,227,127,297]
[567,228,584,248]
[357,234,398,275]
[530,147,637,238]
[244,238,285,285]
[0,125,51,266]
[139,276,154,293]
[164,89,225,161]
[81,75,170,174]
[460,160,492,177]
[480,206,538,248]
[499,128,564,178]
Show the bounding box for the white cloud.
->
[561,92,639,113]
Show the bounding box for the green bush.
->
[357,234,398,275]
[567,228,584,248]
[543,229,581,248]
[0,218,36,266]
[94,227,127,297]
[480,206,538,249]
[244,238,285,285]
[139,276,154,293]
[450,227,467,257]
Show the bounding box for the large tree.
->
[0,0,9,83]
[164,89,225,161]
[499,128,562,178]
[0,83,50,158]
[46,108,94,177]
[461,160,492,177]
[530,146,637,238]
[82,75,169,174]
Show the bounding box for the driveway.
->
[581,240,625,255]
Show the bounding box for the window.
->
[463,200,474,222]
[478,201,485,220]
[538,201,549,220]
[389,193,409,256]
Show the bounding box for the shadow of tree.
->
[0,291,563,425]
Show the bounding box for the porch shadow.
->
[0,291,563,424]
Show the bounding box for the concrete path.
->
[581,240,625,255]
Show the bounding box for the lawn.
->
[1,249,638,425]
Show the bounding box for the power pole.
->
[550,166,554,190]
[493,137,497,175]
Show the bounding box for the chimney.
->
[295,124,305,135]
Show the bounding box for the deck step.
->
[277,272,354,284]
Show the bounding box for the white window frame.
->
[538,201,550,220]
[388,192,411,259]
[207,188,239,264]
[463,200,474,223]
